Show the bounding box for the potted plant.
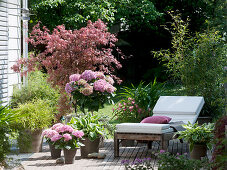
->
[177,122,214,160]
[46,123,84,164]
[69,112,106,158]
[14,99,55,153]
[42,123,63,159]
[65,70,116,114]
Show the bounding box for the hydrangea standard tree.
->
[12,19,123,118]
[65,70,116,113]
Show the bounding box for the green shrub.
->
[11,71,60,115]
[153,11,226,118]
[14,99,54,131]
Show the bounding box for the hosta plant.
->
[177,122,214,151]
[69,112,105,141]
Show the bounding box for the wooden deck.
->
[19,139,189,170]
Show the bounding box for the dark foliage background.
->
[28,0,226,84]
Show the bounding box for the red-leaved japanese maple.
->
[12,19,123,117]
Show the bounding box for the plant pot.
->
[80,137,100,158]
[49,143,61,159]
[190,144,207,160]
[63,148,77,164]
[18,129,43,153]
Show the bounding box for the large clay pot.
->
[190,144,207,160]
[18,129,43,153]
[63,148,77,164]
[49,143,61,159]
[80,137,100,158]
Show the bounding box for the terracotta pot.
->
[18,129,43,153]
[63,148,77,164]
[80,137,100,158]
[49,143,61,159]
[190,144,207,160]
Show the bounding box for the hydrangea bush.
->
[65,70,116,113]
[43,123,84,150]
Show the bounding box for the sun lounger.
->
[114,96,205,157]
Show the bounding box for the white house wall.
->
[0,0,21,105]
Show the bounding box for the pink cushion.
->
[140,116,172,124]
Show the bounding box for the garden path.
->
[18,139,189,170]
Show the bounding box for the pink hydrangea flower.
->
[51,134,62,142]
[51,123,64,130]
[94,79,107,92]
[69,74,81,81]
[60,125,74,133]
[65,82,75,93]
[80,70,96,81]
[95,72,105,79]
[77,79,87,86]
[105,83,116,93]
[72,130,84,138]
[105,76,114,85]
[80,86,93,96]
[43,129,59,139]
[63,133,72,141]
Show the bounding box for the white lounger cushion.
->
[116,123,174,134]
[153,96,204,124]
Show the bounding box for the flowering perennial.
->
[112,97,147,122]
[65,70,116,113]
[43,123,84,149]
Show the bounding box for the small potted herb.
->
[177,122,214,160]
[69,112,105,158]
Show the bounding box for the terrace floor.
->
[9,139,210,170]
